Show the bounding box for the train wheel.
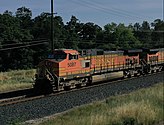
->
[123,70,129,78]
[86,76,92,86]
[128,73,132,78]
[151,70,154,73]
[76,84,82,88]
[139,70,144,76]
[64,86,71,91]
[134,73,138,77]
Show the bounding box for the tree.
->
[0,10,33,71]
[140,21,152,48]
[78,22,102,49]
[133,23,142,42]
[64,16,81,49]
[103,22,117,49]
[0,13,22,42]
[151,19,164,48]
[134,23,141,31]
[53,16,66,49]
[31,13,51,65]
[3,10,13,16]
[16,6,32,19]
[16,7,32,30]
[32,12,51,39]
[112,23,141,49]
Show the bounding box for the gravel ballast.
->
[0,72,163,125]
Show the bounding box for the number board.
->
[68,62,76,67]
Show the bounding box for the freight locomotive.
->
[34,48,164,93]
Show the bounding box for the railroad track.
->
[0,72,163,125]
[0,88,34,106]
[0,71,163,107]
[0,88,33,100]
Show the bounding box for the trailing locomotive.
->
[34,48,164,93]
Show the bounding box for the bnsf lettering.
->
[68,62,76,67]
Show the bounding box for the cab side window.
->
[69,54,78,60]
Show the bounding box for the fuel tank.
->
[92,71,124,82]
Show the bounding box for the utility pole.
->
[51,0,54,51]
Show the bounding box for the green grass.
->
[0,69,36,93]
[37,83,164,125]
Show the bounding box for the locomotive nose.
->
[34,59,59,94]
[35,59,59,80]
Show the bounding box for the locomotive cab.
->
[141,48,162,73]
[34,49,81,93]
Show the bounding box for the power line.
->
[137,31,164,33]
[90,0,153,20]
[80,0,145,20]
[0,39,162,51]
[69,0,150,21]
[0,41,48,51]
[70,0,132,19]
[53,39,163,44]
[0,39,48,47]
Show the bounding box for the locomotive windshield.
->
[54,54,67,60]
[48,53,67,61]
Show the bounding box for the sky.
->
[0,0,163,27]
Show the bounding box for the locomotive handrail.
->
[45,68,55,81]
[140,59,148,66]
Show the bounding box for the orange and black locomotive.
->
[34,48,164,93]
